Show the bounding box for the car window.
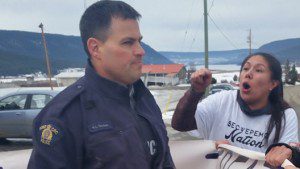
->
[211,85,233,90]
[31,94,53,109]
[0,94,27,110]
[224,86,232,90]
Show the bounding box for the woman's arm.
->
[171,88,204,131]
[171,68,212,131]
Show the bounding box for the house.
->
[54,68,84,87]
[141,64,187,86]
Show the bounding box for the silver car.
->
[209,83,239,95]
[0,90,59,139]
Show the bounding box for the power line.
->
[180,0,198,52]
[208,0,216,14]
[188,16,204,52]
[210,0,247,48]
[208,14,239,49]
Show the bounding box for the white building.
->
[54,68,84,87]
[142,64,187,86]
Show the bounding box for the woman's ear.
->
[270,80,280,91]
[87,38,103,60]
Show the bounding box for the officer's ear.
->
[87,38,103,61]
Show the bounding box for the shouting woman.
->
[171,52,298,153]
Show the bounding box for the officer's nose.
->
[134,43,145,58]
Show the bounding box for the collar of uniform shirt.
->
[128,85,136,109]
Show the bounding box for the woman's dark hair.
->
[240,52,290,143]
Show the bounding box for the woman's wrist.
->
[190,87,205,95]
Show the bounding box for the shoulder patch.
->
[39,123,61,145]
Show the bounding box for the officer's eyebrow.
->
[121,36,143,43]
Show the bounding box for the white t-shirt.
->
[194,90,299,152]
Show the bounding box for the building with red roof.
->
[141,64,187,86]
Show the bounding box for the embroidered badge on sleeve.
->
[39,124,60,145]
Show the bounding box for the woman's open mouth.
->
[242,82,251,92]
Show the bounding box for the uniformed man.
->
[28,1,175,168]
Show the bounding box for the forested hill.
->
[0,30,172,76]
[258,38,300,63]
[161,38,300,66]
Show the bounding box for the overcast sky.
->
[1,0,299,52]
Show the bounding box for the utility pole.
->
[203,0,210,96]
[84,0,87,10]
[39,23,53,90]
[247,29,252,55]
[204,0,209,69]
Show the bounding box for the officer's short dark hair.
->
[79,0,141,57]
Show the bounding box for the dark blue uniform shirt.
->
[128,85,159,167]
[27,62,174,169]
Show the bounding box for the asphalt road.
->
[0,139,32,152]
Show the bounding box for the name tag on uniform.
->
[88,121,113,133]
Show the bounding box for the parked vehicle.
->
[209,83,238,95]
[0,90,59,139]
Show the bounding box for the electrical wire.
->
[208,14,240,50]
[180,0,198,52]
[208,0,215,14]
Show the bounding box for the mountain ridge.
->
[0,30,173,76]
[161,38,300,66]
[0,30,299,76]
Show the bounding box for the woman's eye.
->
[256,69,263,73]
[242,67,249,71]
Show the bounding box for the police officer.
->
[28,1,175,168]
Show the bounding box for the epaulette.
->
[36,77,86,119]
[32,77,86,146]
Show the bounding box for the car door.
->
[23,94,54,137]
[0,94,28,138]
